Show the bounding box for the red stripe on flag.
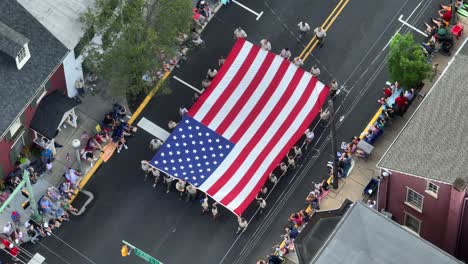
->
[188,38,246,117]
[215,52,276,135]
[201,46,261,125]
[220,77,319,205]
[233,83,330,215]
[229,60,291,143]
[207,69,305,196]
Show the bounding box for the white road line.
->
[382,0,425,51]
[173,76,204,94]
[137,117,170,141]
[232,0,264,20]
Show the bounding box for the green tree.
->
[387,33,431,88]
[81,0,193,96]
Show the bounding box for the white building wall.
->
[62,50,83,98]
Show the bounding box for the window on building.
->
[9,118,22,139]
[404,212,422,234]
[425,181,439,198]
[405,188,424,211]
[17,47,27,63]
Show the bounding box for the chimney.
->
[0,21,31,69]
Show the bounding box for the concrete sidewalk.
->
[0,84,126,243]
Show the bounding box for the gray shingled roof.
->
[0,0,68,136]
[311,202,461,264]
[378,41,468,185]
[0,21,29,58]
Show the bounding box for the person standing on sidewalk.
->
[236,217,248,234]
[297,21,310,40]
[314,27,327,48]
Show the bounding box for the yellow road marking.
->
[298,0,347,59]
[69,71,171,202]
[302,0,350,63]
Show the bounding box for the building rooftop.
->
[378,40,468,185]
[17,0,94,50]
[304,202,461,264]
[0,21,29,58]
[0,0,68,137]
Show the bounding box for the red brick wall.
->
[0,64,66,177]
[380,170,455,252]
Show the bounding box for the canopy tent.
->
[30,90,79,155]
[151,39,329,216]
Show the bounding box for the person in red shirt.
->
[383,86,392,98]
[395,92,408,115]
[438,8,452,22]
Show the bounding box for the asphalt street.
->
[22,0,441,263]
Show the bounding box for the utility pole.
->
[450,0,457,25]
[121,240,163,264]
[328,99,339,189]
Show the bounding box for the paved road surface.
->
[22,0,440,263]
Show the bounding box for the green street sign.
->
[134,248,161,264]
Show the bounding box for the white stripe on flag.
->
[227,82,326,210]
[193,41,253,121]
[198,63,298,193]
[208,49,268,130]
[213,74,313,201]
[222,56,284,139]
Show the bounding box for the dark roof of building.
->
[378,41,468,185]
[295,200,352,263]
[30,91,79,139]
[300,201,461,264]
[0,0,68,136]
[0,21,29,58]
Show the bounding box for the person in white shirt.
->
[256,196,267,214]
[176,180,186,198]
[280,162,288,174]
[293,57,303,67]
[236,217,248,234]
[234,27,247,39]
[310,65,320,77]
[314,27,327,47]
[260,39,272,51]
[201,195,209,213]
[149,138,163,151]
[185,184,197,202]
[179,106,188,117]
[280,48,292,60]
[207,68,218,79]
[297,21,310,39]
[163,175,174,193]
[305,128,315,149]
[269,172,278,184]
[211,202,219,220]
[141,160,151,181]
[149,168,160,188]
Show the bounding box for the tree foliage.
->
[387,33,431,88]
[81,0,193,96]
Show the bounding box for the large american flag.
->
[151,39,329,215]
